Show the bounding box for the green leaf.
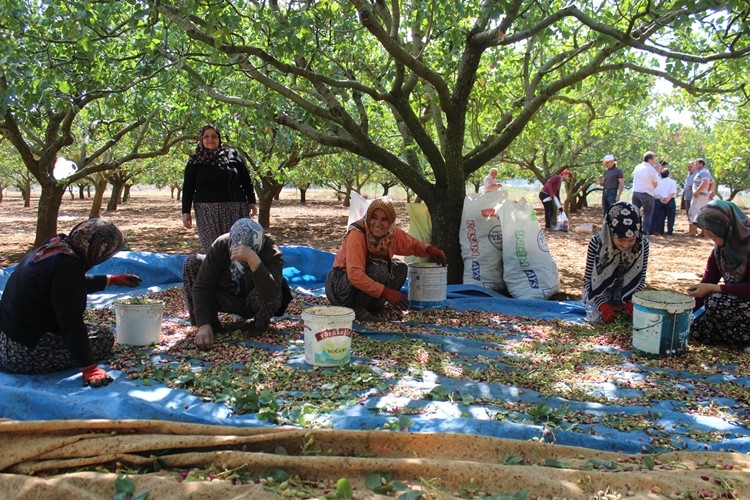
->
[543,458,568,469]
[266,468,289,483]
[501,453,524,465]
[397,491,423,500]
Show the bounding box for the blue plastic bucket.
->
[632,290,694,357]
[408,263,447,310]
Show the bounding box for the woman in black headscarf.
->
[0,219,141,387]
[181,124,258,253]
[582,202,650,324]
[687,200,750,351]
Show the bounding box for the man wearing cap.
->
[600,154,624,216]
[631,151,661,235]
[539,169,573,230]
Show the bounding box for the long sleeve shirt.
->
[191,233,284,327]
[182,148,256,214]
[331,227,432,298]
[697,251,750,309]
[582,235,649,308]
[541,175,562,199]
[0,253,108,368]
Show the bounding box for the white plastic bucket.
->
[114,300,165,346]
[408,263,447,310]
[302,306,355,366]
[632,290,694,357]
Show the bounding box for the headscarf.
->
[229,218,265,289]
[584,202,646,304]
[186,124,231,167]
[349,198,397,266]
[32,218,125,270]
[694,200,750,283]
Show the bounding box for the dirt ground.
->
[0,188,713,300]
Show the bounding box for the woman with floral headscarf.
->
[326,198,447,322]
[0,219,141,387]
[181,124,258,253]
[183,218,291,350]
[687,200,750,351]
[583,202,650,324]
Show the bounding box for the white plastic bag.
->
[347,191,371,227]
[459,190,507,294]
[556,211,569,232]
[500,197,561,299]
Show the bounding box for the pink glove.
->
[599,303,618,324]
[381,287,409,310]
[624,301,634,318]
[82,364,113,388]
[108,274,142,287]
[427,245,448,266]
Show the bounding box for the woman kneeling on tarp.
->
[687,200,750,352]
[326,198,447,322]
[582,202,650,324]
[0,219,141,387]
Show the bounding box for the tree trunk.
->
[382,184,390,196]
[88,180,109,219]
[122,184,131,203]
[0,188,3,203]
[34,183,66,246]
[78,185,86,199]
[106,181,125,211]
[299,187,307,203]
[423,188,465,284]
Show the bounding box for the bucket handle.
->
[632,316,663,332]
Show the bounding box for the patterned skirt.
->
[194,201,249,253]
[690,293,750,349]
[0,327,115,374]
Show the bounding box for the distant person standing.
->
[688,158,715,230]
[538,170,572,230]
[182,124,259,253]
[483,168,503,192]
[651,167,678,235]
[631,151,661,235]
[600,154,624,216]
[683,161,698,236]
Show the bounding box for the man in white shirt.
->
[651,166,678,235]
[483,168,502,192]
[631,151,661,235]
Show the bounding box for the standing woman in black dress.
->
[181,124,258,253]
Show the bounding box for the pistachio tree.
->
[148,0,750,281]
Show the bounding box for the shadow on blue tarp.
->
[1,246,748,455]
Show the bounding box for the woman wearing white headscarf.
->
[582,202,650,324]
[0,219,141,386]
[182,218,291,350]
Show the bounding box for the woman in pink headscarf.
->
[326,198,447,322]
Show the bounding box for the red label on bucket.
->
[315,328,353,342]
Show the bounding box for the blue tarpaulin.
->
[0,246,748,454]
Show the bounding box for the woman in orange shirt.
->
[326,199,447,322]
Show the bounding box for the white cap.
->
[603,154,616,161]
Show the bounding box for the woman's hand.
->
[195,325,215,350]
[248,203,258,217]
[687,283,721,298]
[230,244,261,271]
[182,213,192,229]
